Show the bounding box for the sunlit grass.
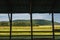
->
[0,25,60,36]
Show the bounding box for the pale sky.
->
[0,13,60,23]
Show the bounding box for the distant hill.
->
[0,19,60,26]
[13,19,60,26]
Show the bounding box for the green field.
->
[0,25,60,40]
[0,25,60,35]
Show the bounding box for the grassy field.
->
[0,25,60,35]
[0,25,60,40]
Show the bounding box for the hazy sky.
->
[0,13,60,23]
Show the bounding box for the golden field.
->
[0,25,60,36]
